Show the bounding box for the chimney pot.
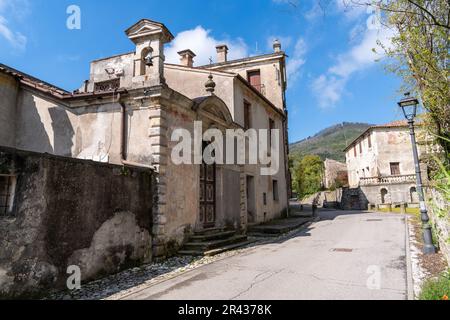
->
[178,49,196,67]
[216,44,229,63]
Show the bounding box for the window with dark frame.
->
[244,101,251,130]
[247,70,262,92]
[359,142,363,154]
[0,175,14,216]
[368,134,372,148]
[390,162,401,175]
[273,180,279,201]
[263,193,267,206]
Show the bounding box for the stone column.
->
[148,106,169,257]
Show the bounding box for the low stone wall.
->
[0,147,154,298]
[428,185,450,264]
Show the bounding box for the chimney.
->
[216,44,229,63]
[273,39,282,53]
[178,49,196,67]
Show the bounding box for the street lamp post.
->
[398,93,436,254]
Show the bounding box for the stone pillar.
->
[148,106,169,257]
[240,171,247,233]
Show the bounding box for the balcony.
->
[360,174,417,186]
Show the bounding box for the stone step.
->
[184,235,248,251]
[247,232,279,238]
[190,230,237,243]
[204,239,257,256]
[194,228,226,236]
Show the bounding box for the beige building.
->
[0,19,290,257]
[344,120,427,206]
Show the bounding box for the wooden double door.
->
[199,160,216,229]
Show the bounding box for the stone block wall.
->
[0,147,153,298]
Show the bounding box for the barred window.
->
[0,175,15,216]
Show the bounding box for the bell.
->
[145,51,153,66]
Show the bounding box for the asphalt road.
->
[121,210,410,300]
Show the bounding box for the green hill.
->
[290,122,372,162]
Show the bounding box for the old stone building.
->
[0,17,290,291]
[344,120,428,208]
[323,158,348,189]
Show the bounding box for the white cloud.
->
[335,0,368,20]
[312,75,347,108]
[0,16,26,50]
[165,26,248,66]
[311,10,394,108]
[286,37,307,84]
[0,0,29,51]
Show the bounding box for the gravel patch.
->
[408,216,448,298]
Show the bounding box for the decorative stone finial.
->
[273,39,281,53]
[205,74,216,94]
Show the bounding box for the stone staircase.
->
[178,228,254,257]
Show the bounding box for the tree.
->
[350,0,450,160]
[292,155,324,199]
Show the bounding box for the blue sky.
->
[0,0,407,142]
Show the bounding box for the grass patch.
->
[419,270,450,300]
[377,207,420,215]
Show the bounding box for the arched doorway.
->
[194,95,234,230]
[410,187,419,204]
[381,188,389,204]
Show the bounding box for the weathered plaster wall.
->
[15,88,78,157]
[84,53,134,92]
[74,103,123,164]
[0,148,153,298]
[361,183,419,205]
[374,129,417,176]
[218,58,285,111]
[165,66,236,117]
[0,72,18,148]
[346,127,426,188]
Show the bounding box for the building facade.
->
[0,19,290,259]
[344,120,428,207]
[323,158,348,189]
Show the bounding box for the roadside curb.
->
[405,215,415,300]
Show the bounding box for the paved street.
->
[119,210,410,300]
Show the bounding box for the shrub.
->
[419,270,450,300]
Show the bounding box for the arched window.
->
[381,188,388,204]
[140,47,153,76]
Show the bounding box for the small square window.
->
[390,163,400,175]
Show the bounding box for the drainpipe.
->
[117,92,154,170]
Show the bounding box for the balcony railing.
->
[360,174,417,186]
